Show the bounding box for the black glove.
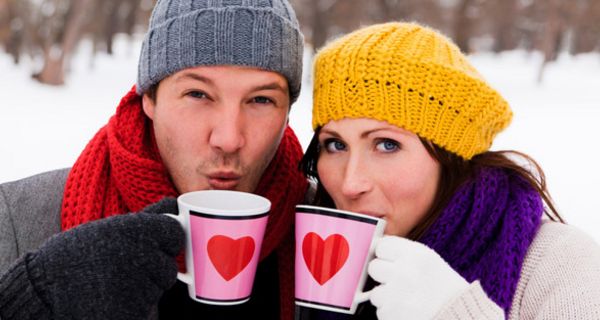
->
[142,196,178,215]
[0,204,184,320]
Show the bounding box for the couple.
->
[1,0,599,319]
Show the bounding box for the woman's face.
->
[316,118,441,236]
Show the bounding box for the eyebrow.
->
[320,128,386,138]
[360,128,388,138]
[320,127,413,139]
[250,82,288,93]
[174,73,287,93]
[174,73,213,85]
[319,128,341,138]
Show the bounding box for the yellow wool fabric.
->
[312,22,512,159]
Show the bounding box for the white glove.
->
[368,236,469,320]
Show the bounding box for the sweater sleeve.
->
[0,169,68,275]
[432,281,504,320]
[0,253,52,320]
[0,184,18,275]
[432,222,600,320]
[508,222,600,320]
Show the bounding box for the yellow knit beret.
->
[312,22,512,159]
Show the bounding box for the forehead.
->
[168,65,288,87]
[321,118,417,138]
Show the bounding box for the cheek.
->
[391,164,436,192]
[386,165,440,221]
[316,157,342,196]
[156,103,208,137]
[247,112,287,158]
[152,108,207,164]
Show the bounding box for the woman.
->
[299,22,600,320]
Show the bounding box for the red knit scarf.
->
[61,86,307,320]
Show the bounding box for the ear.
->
[142,93,156,120]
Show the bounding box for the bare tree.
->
[3,0,600,87]
[453,0,476,52]
[32,0,94,85]
[310,0,338,50]
[0,0,26,64]
[372,0,413,22]
[571,0,600,54]
[536,0,575,82]
[490,0,520,52]
[88,0,144,56]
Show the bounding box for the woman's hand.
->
[368,236,469,320]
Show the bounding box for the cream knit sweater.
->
[434,221,600,319]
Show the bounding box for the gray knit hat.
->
[136,0,304,102]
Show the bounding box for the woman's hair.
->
[299,127,564,241]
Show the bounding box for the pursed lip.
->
[351,209,385,219]
[207,171,241,190]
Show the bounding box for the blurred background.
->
[1,0,599,240]
[1,0,599,85]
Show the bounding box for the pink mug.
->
[165,190,270,305]
[295,205,386,314]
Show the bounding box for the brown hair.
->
[145,83,159,102]
[299,128,564,241]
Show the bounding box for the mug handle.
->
[164,213,193,285]
[354,289,373,303]
[353,235,384,304]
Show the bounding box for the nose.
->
[208,105,245,154]
[340,153,372,199]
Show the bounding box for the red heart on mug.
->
[302,232,350,285]
[207,235,255,281]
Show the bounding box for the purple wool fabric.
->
[420,167,543,316]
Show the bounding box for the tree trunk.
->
[570,0,598,54]
[33,46,65,85]
[453,0,475,53]
[310,0,329,51]
[34,0,92,85]
[102,0,119,55]
[537,0,563,83]
[123,0,142,36]
[492,0,519,52]
[376,0,394,21]
[2,0,22,64]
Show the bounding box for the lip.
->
[349,208,385,219]
[207,171,241,190]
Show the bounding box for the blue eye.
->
[323,138,346,153]
[187,91,206,99]
[376,139,399,152]
[252,96,274,104]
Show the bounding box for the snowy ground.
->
[1,35,599,242]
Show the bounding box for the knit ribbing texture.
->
[0,253,51,320]
[420,167,543,316]
[312,22,512,159]
[136,0,304,102]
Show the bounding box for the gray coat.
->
[0,169,69,274]
[0,168,166,319]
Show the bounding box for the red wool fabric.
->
[61,86,308,320]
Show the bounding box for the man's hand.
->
[0,205,183,320]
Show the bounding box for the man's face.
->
[142,65,290,194]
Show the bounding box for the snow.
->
[1,35,599,242]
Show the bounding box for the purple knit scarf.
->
[420,167,543,316]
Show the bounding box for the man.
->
[0,0,307,319]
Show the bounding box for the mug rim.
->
[296,205,384,224]
[179,190,271,216]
